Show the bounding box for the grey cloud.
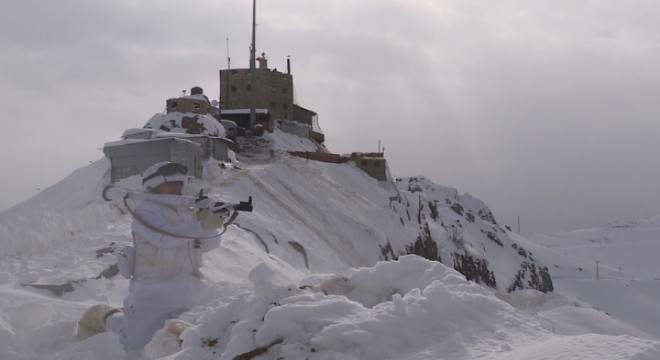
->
[1,0,660,233]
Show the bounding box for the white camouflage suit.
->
[105,199,220,351]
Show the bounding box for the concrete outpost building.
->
[219,54,388,181]
[219,54,324,143]
[103,54,390,183]
[103,86,231,183]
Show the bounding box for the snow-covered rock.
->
[145,112,225,137]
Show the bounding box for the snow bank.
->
[169,256,543,359]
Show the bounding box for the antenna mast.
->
[223,37,231,113]
[226,37,231,70]
[249,0,257,130]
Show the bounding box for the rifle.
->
[102,185,253,213]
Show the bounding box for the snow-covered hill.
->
[526,218,660,341]
[1,129,659,359]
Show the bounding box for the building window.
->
[247,85,251,92]
[283,104,288,110]
[270,101,276,109]
[231,86,237,92]
[282,88,288,94]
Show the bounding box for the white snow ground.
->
[1,129,660,359]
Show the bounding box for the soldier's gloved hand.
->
[200,211,227,231]
[212,202,231,218]
[195,193,213,209]
[195,208,212,221]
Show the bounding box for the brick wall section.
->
[288,151,344,164]
[288,151,388,181]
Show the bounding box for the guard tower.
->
[220,53,296,122]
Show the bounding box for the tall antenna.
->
[226,37,231,70]
[222,37,231,112]
[249,0,257,130]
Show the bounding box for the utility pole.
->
[596,260,600,280]
[249,0,257,131]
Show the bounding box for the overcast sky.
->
[1,0,659,234]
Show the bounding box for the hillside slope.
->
[0,130,658,359]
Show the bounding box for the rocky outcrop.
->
[392,176,554,293]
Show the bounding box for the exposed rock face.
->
[391,176,553,293]
[405,223,440,262]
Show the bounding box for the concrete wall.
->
[288,151,344,164]
[280,120,310,138]
[166,97,211,115]
[220,68,295,121]
[293,104,316,126]
[186,137,231,161]
[287,151,389,181]
[353,157,388,181]
[103,138,204,183]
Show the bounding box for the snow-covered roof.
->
[144,112,225,137]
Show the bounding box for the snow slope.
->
[1,129,659,359]
[526,218,660,341]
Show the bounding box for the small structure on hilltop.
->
[287,151,390,181]
[166,86,212,115]
[103,87,233,183]
[102,32,387,183]
[351,153,388,181]
[104,137,204,182]
[220,53,324,144]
